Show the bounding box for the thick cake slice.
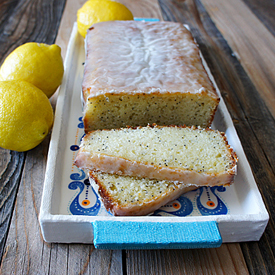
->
[89,171,197,216]
[75,125,238,186]
[82,21,219,132]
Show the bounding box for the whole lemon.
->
[77,0,133,38]
[0,80,54,152]
[0,43,64,98]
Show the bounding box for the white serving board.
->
[39,22,269,246]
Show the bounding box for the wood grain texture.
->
[0,149,25,263]
[119,0,163,20]
[159,0,275,272]
[0,0,66,63]
[200,0,275,119]
[126,244,249,274]
[243,0,275,37]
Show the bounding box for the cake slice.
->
[89,171,197,216]
[75,125,238,186]
[82,21,219,132]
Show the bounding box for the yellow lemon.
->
[0,43,64,98]
[0,80,54,152]
[77,0,133,38]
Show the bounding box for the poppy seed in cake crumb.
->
[79,125,237,216]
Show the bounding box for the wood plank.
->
[242,0,275,37]
[126,244,249,274]
[0,138,53,274]
[119,0,163,20]
[200,0,275,119]
[0,0,66,264]
[0,0,66,63]
[158,0,275,273]
[0,149,25,263]
[241,237,275,275]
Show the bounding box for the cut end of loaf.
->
[79,125,237,174]
[75,125,238,186]
[83,92,219,132]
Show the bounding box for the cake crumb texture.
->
[75,125,238,186]
[80,126,235,173]
[90,171,197,216]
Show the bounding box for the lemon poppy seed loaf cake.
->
[82,21,219,132]
[89,171,197,216]
[75,125,238,186]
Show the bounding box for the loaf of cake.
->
[82,21,219,132]
[75,125,238,186]
[89,171,197,216]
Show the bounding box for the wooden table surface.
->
[0,0,275,274]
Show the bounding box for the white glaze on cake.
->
[82,21,218,99]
